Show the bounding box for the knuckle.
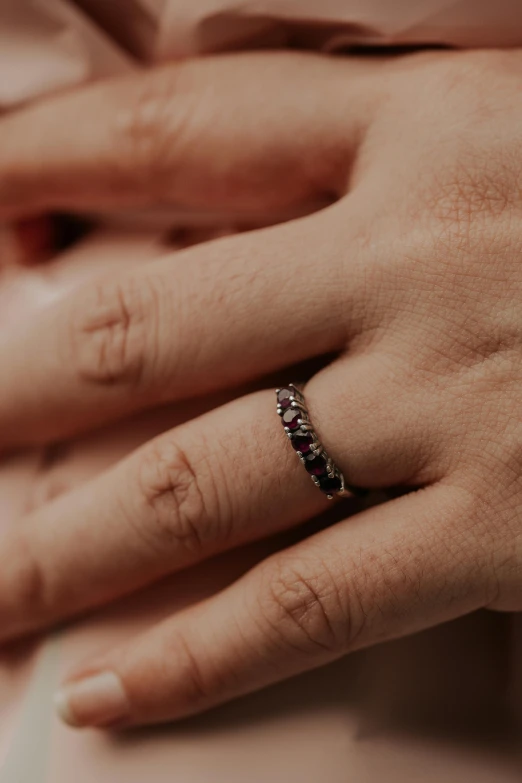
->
[258,556,347,656]
[68,276,159,387]
[426,156,515,238]
[110,67,197,198]
[134,438,210,557]
[410,56,522,235]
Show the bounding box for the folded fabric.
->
[76,0,522,60]
[0,3,520,782]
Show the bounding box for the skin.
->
[0,49,521,728]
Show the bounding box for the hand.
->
[0,50,520,729]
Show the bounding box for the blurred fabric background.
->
[0,2,521,781]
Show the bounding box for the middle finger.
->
[0,212,352,448]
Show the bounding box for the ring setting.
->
[276,384,354,499]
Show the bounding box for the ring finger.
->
[0,358,426,643]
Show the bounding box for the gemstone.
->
[304,454,328,476]
[282,408,301,430]
[319,475,342,495]
[277,388,293,410]
[291,431,313,454]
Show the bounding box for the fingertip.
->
[53,688,81,728]
[54,671,130,729]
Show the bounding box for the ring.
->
[276,384,359,500]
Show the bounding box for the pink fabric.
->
[77,0,522,59]
[0,0,132,109]
[0,3,520,781]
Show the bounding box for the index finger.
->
[0,53,376,221]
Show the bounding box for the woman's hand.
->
[0,50,521,729]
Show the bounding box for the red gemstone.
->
[282,408,301,430]
[277,388,293,410]
[304,454,328,476]
[319,475,342,494]
[291,431,313,454]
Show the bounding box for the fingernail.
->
[54,671,129,728]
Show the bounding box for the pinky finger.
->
[53,481,493,729]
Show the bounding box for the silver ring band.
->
[276,384,360,500]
